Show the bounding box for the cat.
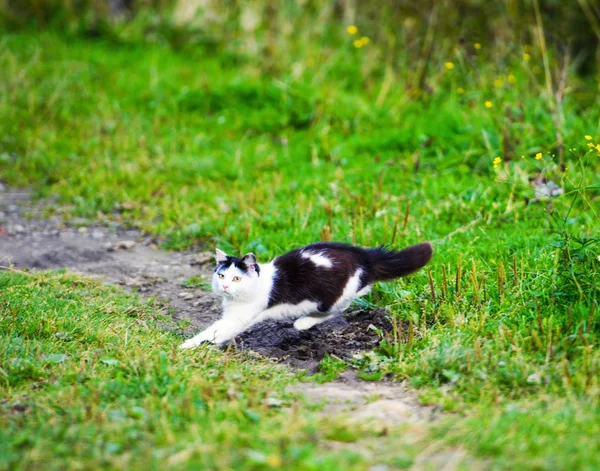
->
[179,241,433,348]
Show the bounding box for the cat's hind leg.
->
[294,284,373,331]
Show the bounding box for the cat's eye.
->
[232,276,242,282]
[218,273,224,279]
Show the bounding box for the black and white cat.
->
[179,241,433,348]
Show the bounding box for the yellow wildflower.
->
[587,143,595,148]
[508,74,516,84]
[457,87,465,95]
[346,25,358,35]
[596,144,600,152]
[535,152,543,160]
[494,78,503,88]
[474,43,482,50]
[585,135,592,140]
[493,156,502,169]
[353,36,369,48]
[445,62,455,70]
[521,155,525,159]
[485,101,493,108]
[523,53,531,61]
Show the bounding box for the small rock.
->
[120,201,137,210]
[528,179,564,204]
[144,237,160,247]
[113,240,136,250]
[178,292,195,300]
[7,205,17,212]
[265,397,284,408]
[123,277,138,286]
[77,227,88,233]
[91,230,104,240]
[0,182,5,191]
[6,224,24,236]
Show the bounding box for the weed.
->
[311,354,348,384]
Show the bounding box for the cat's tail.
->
[366,242,433,281]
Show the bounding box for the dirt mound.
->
[237,309,393,370]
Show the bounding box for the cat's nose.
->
[223,285,229,290]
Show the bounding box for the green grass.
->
[1,25,600,470]
[311,355,349,384]
[444,398,600,470]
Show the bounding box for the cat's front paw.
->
[179,336,212,349]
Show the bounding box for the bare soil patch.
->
[289,370,440,425]
[0,188,221,331]
[237,309,394,370]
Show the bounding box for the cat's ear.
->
[242,253,258,273]
[215,249,228,264]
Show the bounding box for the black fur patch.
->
[267,242,432,313]
[216,256,260,276]
[268,243,374,312]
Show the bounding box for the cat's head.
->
[212,249,261,300]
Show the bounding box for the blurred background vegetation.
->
[2,0,599,77]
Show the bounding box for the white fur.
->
[301,251,333,268]
[292,269,370,331]
[179,254,370,348]
[330,268,364,313]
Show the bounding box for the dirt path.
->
[0,187,221,330]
